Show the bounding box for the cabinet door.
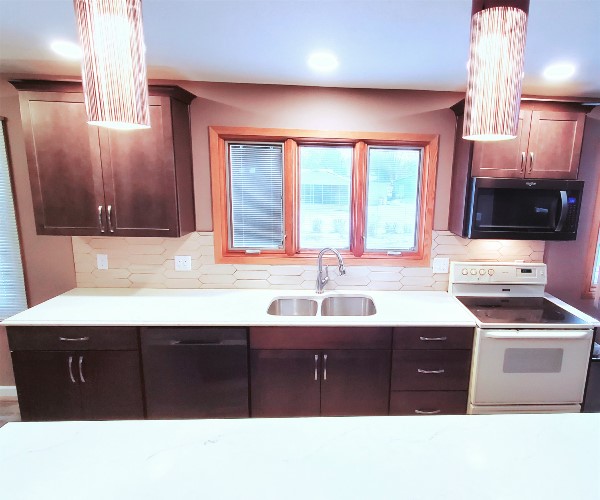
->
[100,96,179,236]
[79,351,144,420]
[526,111,585,179]
[250,350,321,417]
[19,92,106,235]
[11,351,82,421]
[320,349,390,416]
[471,110,531,178]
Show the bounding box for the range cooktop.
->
[456,296,588,326]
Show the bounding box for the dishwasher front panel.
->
[141,327,249,419]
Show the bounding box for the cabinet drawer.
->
[390,391,468,416]
[393,327,473,349]
[7,326,138,351]
[391,350,472,390]
[250,327,392,350]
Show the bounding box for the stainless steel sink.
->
[267,297,318,316]
[320,295,376,316]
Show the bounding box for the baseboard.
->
[0,386,17,399]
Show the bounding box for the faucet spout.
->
[316,248,346,294]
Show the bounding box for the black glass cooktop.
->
[456,296,588,325]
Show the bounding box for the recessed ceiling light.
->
[307,52,339,72]
[543,63,576,81]
[50,40,82,60]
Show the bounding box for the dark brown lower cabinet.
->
[11,350,144,421]
[390,391,468,416]
[249,327,392,418]
[8,326,144,421]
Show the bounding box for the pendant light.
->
[463,0,529,141]
[73,0,150,130]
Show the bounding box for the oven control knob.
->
[479,269,485,275]
[462,269,468,275]
[470,269,477,275]
[488,269,494,275]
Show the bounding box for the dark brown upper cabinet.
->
[470,105,586,180]
[11,80,196,237]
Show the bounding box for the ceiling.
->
[0,0,599,98]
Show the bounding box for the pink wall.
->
[545,107,600,318]
[0,78,77,386]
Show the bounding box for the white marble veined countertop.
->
[0,414,598,500]
[1,288,478,327]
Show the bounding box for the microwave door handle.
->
[555,191,568,232]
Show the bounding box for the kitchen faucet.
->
[316,248,346,294]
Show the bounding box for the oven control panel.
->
[449,262,547,285]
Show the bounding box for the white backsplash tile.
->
[72,230,545,292]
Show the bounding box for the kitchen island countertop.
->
[0,413,598,500]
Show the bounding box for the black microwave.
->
[464,178,584,240]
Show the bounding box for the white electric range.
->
[449,262,596,414]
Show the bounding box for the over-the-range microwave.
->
[461,177,584,240]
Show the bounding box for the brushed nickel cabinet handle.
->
[78,355,85,383]
[417,368,445,374]
[68,356,76,384]
[59,336,90,342]
[314,354,319,381]
[107,205,114,233]
[520,152,526,173]
[529,152,534,173]
[98,205,105,233]
[415,409,441,415]
[419,336,447,342]
[323,353,328,381]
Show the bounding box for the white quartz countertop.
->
[0,414,598,500]
[1,288,477,327]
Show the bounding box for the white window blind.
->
[228,143,284,249]
[365,146,421,251]
[0,118,27,320]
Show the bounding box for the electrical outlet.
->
[174,255,192,271]
[96,254,108,270]
[432,257,449,274]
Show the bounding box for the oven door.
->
[470,328,593,405]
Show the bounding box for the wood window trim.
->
[209,126,439,266]
[582,174,600,299]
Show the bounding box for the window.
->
[583,175,600,299]
[210,127,438,265]
[0,117,27,320]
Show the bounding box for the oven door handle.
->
[555,190,568,232]
[484,330,592,340]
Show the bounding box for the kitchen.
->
[0,0,599,498]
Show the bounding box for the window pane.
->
[0,119,27,320]
[228,143,284,249]
[365,147,421,251]
[592,227,600,286]
[299,146,352,249]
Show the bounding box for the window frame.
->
[209,126,439,266]
[582,174,600,299]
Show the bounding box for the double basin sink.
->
[267,295,376,317]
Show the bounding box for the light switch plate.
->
[174,255,192,271]
[96,254,108,270]
[432,257,449,274]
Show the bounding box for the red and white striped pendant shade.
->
[74,0,150,130]
[463,0,529,141]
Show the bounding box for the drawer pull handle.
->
[419,336,447,342]
[314,354,319,382]
[59,337,90,342]
[78,355,86,383]
[417,368,445,374]
[68,356,76,384]
[415,409,441,415]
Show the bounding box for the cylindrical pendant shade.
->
[74,0,150,129]
[463,3,528,141]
